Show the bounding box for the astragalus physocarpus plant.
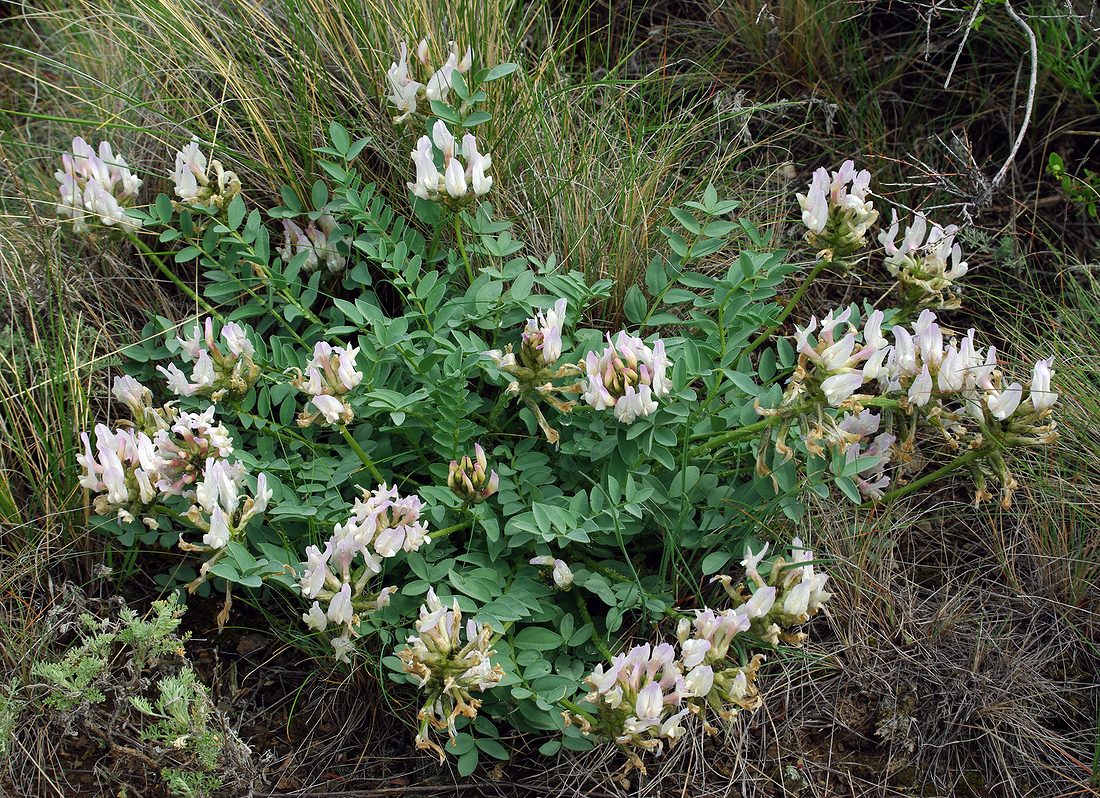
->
[63,36,1060,777]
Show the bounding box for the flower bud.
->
[448,443,499,503]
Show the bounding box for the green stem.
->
[574,591,615,662]
[430,521,470,541]
[742,257,832,361]
[454,213,474,285]
[129,234,222,321]
[338,425,386,485]
[558,697,597,725]
[868,446,989,507]
[689,417,774,454]
[577,553,632,584]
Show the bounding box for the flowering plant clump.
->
[63,38,1059,777]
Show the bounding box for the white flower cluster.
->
[408,120,493,201]
[55,137,142,233]
[157,318,260,402]
[484,299,675,441]
[152,406,235,497]
[278,215,347,274]
[774,306,1058,505]
[790,307,888,407]
[573,540,831,772]
[486,297,568,372]
[79,376,271,545]
[581,332,671,423]
[291,341,363,426]
[521,297,567,367]
[715,538,833,646]
[397,588,503,759]
[795,160,878,259]
[78,423,160,525]
[385,38,473,123]
[299,484,428,659]
[171,138,241,210]
[181,458,271,550]
[879,209,969,309]
[529,555,573,588]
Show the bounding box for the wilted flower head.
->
[171,137,241,210]
[398,589,503,759]
[55,137,142,233]
[448,443,499,504]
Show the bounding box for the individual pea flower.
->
[1028,357,1058,414]
[157,318,261,402]
[111,375,175,436]
[571,642,689,772]
[397,589,503,759]
[77,423,160,526]
[55,136,143,234]
[277,215,347,274]
[385,38,473,122]
[291,341,362,427]
[448,443,499,504]
[580,331,671,424]
[529,555,574,589]
[171,137,241,211]
[152,407,235,497]
[879,209,968,310]
[406,121,493,202]
[795,160,878,261]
